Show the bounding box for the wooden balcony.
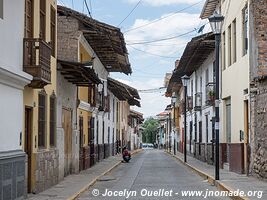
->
[23,38,51,88]
[194,92,202,111]
[206,82,215,106]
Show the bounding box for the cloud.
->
[126,0,202,7]
[124,12,207,59]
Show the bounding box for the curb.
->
[165,151,249,200]
[68,149,143,200]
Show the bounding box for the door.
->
[62,109,72,176]
[89,117,95,166]
[25,107,32,193]
[199,121,202,155]
[79,116,84,171]
[189,121,193,153]
[244,100,250,174]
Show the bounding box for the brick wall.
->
[57,15,81,62]
[250,0,267,180]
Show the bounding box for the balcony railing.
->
[206,82,215,106]
[187,96,193,111]
[194,92,202,111]
[23,38,51,88]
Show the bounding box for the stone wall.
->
[34,149,59,194]
[250,0,267,180]
[0,150,25,200]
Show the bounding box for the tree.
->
[142,117,159,144]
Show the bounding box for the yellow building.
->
[22,0,58,193]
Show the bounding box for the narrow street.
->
[78,150,228,200]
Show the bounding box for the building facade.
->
[22,0,58,194]
[0,0,32,199]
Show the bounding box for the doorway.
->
[244,100,250,174]
[25,107,32,193]
[62,109,72,176]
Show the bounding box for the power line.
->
[128,45,178,58]
[84,0,92,17]
[118,0,142,27]
[138,87,167,93]
[89,0,93,17]
[127,29,197,45]
[58,0,66,6]
[123,0,204,33]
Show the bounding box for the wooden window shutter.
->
[38,91,46,147]
[50,6,56,57]
[50,93,56,146]
[40,0,46,40]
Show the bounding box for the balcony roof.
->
[107,77,141,107]
[166,32,215,96]
[200,0,220,19]
[57,6,132,75]
[57,59,102,86]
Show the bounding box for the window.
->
[222,32,226,69]
[50,6,56,57]
[50,94,56,146]
[79,116,84,148]
[242,5,248,55]
[24,0,34,37]
[232,19,237,63]
[0,0,3,19]
[38,91,46,147]
[40,0,46,40]
[205,69,209,85]
[228,24,232,66]
[88,84,96,106]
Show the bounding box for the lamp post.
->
[181,75,190,163]
[208,11,224,181]
[172,95,177,155]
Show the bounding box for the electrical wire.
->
[128,46,178,59]
[84,0,92,17]
[89,0,93,17]
[58,0,66,6]
[123,0,204,33]
[126,29,197,45]
[118,0,142,27]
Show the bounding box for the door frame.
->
[25,106,33,193]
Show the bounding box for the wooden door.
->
[89,117,95,166]
[25,107,32,193]
[62,109,72,176]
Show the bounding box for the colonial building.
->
[22,0,58,194]
[0,0,32,199]
[201,0,250,175]
[166,33,216,163]
[107,77,141,151]
[128,110,144,150]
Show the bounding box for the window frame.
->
[50,6,56,57]
[38,91,47,148]
[49,93,56,147]
[242,4,248,56]
[0,0,3,19]
[40,0,46,40]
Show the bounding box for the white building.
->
[0,0,32,198]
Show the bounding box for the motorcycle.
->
[122,147,131,162]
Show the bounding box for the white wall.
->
[0,0,31,152]
[0,0,24,73]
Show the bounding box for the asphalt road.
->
[78,150,229,200]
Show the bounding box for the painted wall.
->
[0,0,31,152]
[221,0,249,143]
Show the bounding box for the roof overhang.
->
[57,6,132,75]
[166,33,215,96]
[108,77,141,107]
[200,0,220,19]
[57,59,102,86]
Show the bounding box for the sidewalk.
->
[168,151,267,200]
[27,149,142,200]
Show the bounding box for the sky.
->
[58,0,210,118]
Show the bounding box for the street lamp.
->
[208,11,224,181]
[181,75,190,163]
[171,95,177,155]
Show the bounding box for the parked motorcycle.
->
[122,146,131,162]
